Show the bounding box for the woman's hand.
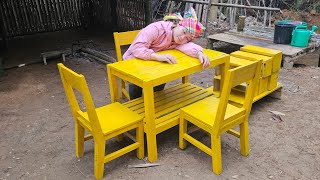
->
[151,53,177,64]
[198,51,210,68]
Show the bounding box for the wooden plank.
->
[39,0,47,30]
[124,84,191,107]
[9,0,20,34]
[4,0,15,36]
[207,33,303,57]
[132,85,206,114]
[124,83,212,127]
[43,0,51,31]
[123,83,190,107]
[35,0,44,31]
[74,0,80,26]
[1,1,11,36]
[0,1,8,41]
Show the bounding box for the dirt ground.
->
[1,30,320,180]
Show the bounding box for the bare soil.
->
[0,31,320,180]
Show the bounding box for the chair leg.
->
[136,122,144,159]
[240,120,249,156]
[75,122,85,158]
[211,135,222,175]
[179,114,187,150]
[121,80,126,99]
[94,141,106,180]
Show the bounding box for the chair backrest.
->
[58,63,103,136]
[213,60,261,134]
[113,30,141,62]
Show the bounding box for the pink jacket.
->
[123,21,203,60]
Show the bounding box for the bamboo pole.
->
[74,0,80,26]
[35,0,44,31]
[46,0,53,30]
[183,0,280,11]
[80,48,116,63]
[10,0,20,35]
[4,0,14,36]
[70,0,75,27]
[30,0,39,31]
[63,0,69,28]
[31,0,40,32]
[0,2,8,37]
[53,0,60,29]
[43,0,50,31]
[15,0,24,33]
[80,52,112,64]
[38,0,45,29]
[67,0,73,27]
[145,0,151,25]
[58,0,66,29]
[51,0,58,29]
[0,2,8,49]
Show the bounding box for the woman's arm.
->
[129,24,158,60]
[175,42,203,58]
[176,42,210,68]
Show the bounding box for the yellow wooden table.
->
[107,49,229,162]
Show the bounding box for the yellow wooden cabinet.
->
[240,45,282,72]
[211,46,283,106]
[231,51,272,77]
[268,72,279,90]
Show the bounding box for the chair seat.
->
[77,102,142,135]
[181,96,245,128]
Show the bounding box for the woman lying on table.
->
[123,7,210,99]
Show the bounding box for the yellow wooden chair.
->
[179,60,261,174]
[57,63,144,179]
[113,30,141,100]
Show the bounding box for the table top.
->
[208,33,320,57]
[108,49,228,86]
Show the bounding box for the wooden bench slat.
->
[128,84,199,111]
[156,91,212,117]
[123,83,213,133]
[123,83,192,108]
[137,85,209,115]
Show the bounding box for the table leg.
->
[107,66,119,103]
[220,56,230,95]
[182,76,189,83]
[143,82,158,162]
[213,65,221,92]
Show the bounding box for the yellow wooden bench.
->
[231,51,273,95]
[240,45,282,91]
[211,45,283,106]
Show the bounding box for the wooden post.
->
[208,0,218,22]
[145,0,152,26]
[0,5,8,50]
[110,0,118,31]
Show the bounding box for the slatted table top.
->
[208,33,320,57]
